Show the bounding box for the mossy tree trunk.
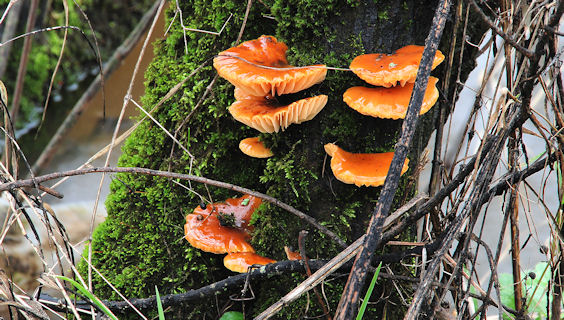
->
[81,0,470,318]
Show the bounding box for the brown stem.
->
[0,166,347,248]
[298,230,332,320]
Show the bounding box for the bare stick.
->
[298,230,332,320]
[8,0,39,124]
[39,0,69,129]
[0,166,347,247]
[334,1,452,319]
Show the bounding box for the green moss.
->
[82,0,433,318]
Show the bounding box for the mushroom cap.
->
[184,195,262,254]
[343,77,439,119]
[239,137,273,158]
[230,88,328,133]
[324,143,409,187]
[214,35,327,96]
[349,45,444,88]
[223,252,277,273]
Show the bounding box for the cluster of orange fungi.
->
[186,38,445,271]
[214,35,329,159]
[213,35,443,188]
[328,45,444,187]
[184,195,276,273]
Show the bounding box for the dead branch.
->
[0,166,347,248]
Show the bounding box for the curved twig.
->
[0,166,347,248]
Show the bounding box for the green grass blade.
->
[155,286,165,320]
[356,262,382,320]
[55,275,118,320]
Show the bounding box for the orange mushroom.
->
[324,143,409,187]
[184,214,255,254]
[214,35,327,96]
[239,137,273,158]
[223,252,277,273]
[184,195,262,254]
[343,77,439,119]
[230,88,328,133]
[349,45,444,88]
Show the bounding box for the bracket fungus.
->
[230,88,328,133]
[214,35,327,96]
[324,143,409,187]
[239,137,273,158]
[223,252,277,273]
[349,45,444,88]
[184,195,262,254]
[343,76,439,119]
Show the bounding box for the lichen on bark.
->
[81,0,440,318]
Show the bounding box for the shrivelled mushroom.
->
[184,195,262,254]
[343,76,439,119]
[284,246,303,261]
[239,137,273,158]
[349,45,444,88]
[223,252,277,273]
[230,88,328,133]
[214,35,327,96]
[324,143,409,187]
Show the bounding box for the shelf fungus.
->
[223,252,277,273]
[349,45,444,88]
[214,35,327,97]
[230,88,328,133]
[324,143,409,187]
[239,137,274,158]
[184,195,261,254]
[343,76,439,119]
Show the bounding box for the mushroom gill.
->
[343,76,439,119]
[214,35,327,96]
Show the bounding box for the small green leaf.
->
[241,198,250,206]
[55,275,118,320]
[219,311,244,320]
[156,286,165,320]
[356,262,382,320]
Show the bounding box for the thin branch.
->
[39,258,340,314]
[469,0,534,58]
[0,26,83,48]
[0,166,347,248]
